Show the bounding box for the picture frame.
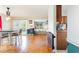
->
[29,20,32,24]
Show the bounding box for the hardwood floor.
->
[0,44,19,53]
[27,34,52,53]
[0,34,52,53]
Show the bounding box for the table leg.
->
[8,33,10,45]
[8,32,12,45]
[10,32,13,45]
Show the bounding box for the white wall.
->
[62,5,68,16]
[48,5,56,50]
[0,5,48,18]
[48,5,56,34]
[67,6,79,47]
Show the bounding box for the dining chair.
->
[12,29,22,49]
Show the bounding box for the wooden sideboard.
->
[57,30,67,50]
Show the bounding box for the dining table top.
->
[0,30,19,32]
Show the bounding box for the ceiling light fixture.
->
[6,7,11,20]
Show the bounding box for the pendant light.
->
[6,7,11,20]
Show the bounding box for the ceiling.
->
[0,5,48,18]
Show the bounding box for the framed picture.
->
[29,20,32,24]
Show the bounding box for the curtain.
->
[0,16,2,31]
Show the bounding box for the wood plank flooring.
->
[27,34,52,53]
[0,34,52,53]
